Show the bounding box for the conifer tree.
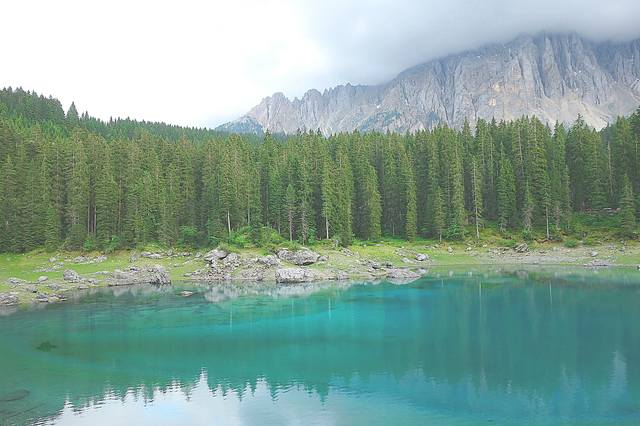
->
[619,175,636,238]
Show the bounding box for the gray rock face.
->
[276,248,320,266]
[415,253,429,261]
[275,268,315,284]
[219,33,640,134]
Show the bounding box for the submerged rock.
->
[0,389,30,402]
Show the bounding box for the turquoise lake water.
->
[1,269,640,425]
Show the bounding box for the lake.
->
[1,268,639,425]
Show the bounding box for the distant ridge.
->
[218,33,640,134]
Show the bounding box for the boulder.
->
[141,252,163,259]
[386,268,420,280]
[256,255,281,267]
[73,256,88,263]
[149,265,171,286]
[203,248,228,263]
[591,251,599,257]
[63,269,80,282]
[7,277,26,285]
[37,276,49,283]
[0,293,18,306]
[415,253,429,261]
[35,293,49,303]
[222,253,241,267]
[276,248,320,266]
[275,268,315,284]
[180,290,194,297]
[447,247,453,254]
[514,243,529,253]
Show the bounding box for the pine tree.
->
[497,149,516,231]
[471,156,483,239]
[619,175,636,238]
[285,182,296,242]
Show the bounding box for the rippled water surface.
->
[1,269,640,425]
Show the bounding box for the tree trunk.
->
[545,205,550,240]
[325,217,329,240]
[227,210,231,235]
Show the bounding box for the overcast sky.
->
[2,0,640,128]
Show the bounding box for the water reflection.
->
[1,269,640,425]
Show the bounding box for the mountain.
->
[218,33,640,134]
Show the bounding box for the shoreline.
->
[2,241,640,308]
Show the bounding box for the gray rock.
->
[149,265,171,286]
[0,293,18,305]
[7,277,26,285]
[514,243,529,253]
[447,247,454,254]
[73,256,88,263]
[256,255,281,267]
[591,251,599,257]
[180,290,194,297]
[204,248,229,263]
[386,269,420,280]
[218,34,640,135]
[276,248,320,266]
[222,253,241,267]
[415,253,429,261]
[63,269,80,282]
[37,276,49,283]
[275,268,315,284]
[35,293,49,303]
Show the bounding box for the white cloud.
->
[1,0,639,127]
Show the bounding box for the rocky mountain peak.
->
[218,33,640,134]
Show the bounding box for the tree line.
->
[0,88,639,252]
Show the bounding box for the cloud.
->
[1,0,639,127]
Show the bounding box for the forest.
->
[0,87,639,253]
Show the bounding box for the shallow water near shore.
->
[1,269,640,425]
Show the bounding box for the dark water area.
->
[1,269,640,425]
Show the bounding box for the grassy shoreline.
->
[2,240,640,307]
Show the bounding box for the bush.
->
[83,236,96,252]
[443,224,464,241]
[499,238,517,248]
[564,238,579,248]
[583,237,599,246]
[103,236,120,253]
[179,226,199,247]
